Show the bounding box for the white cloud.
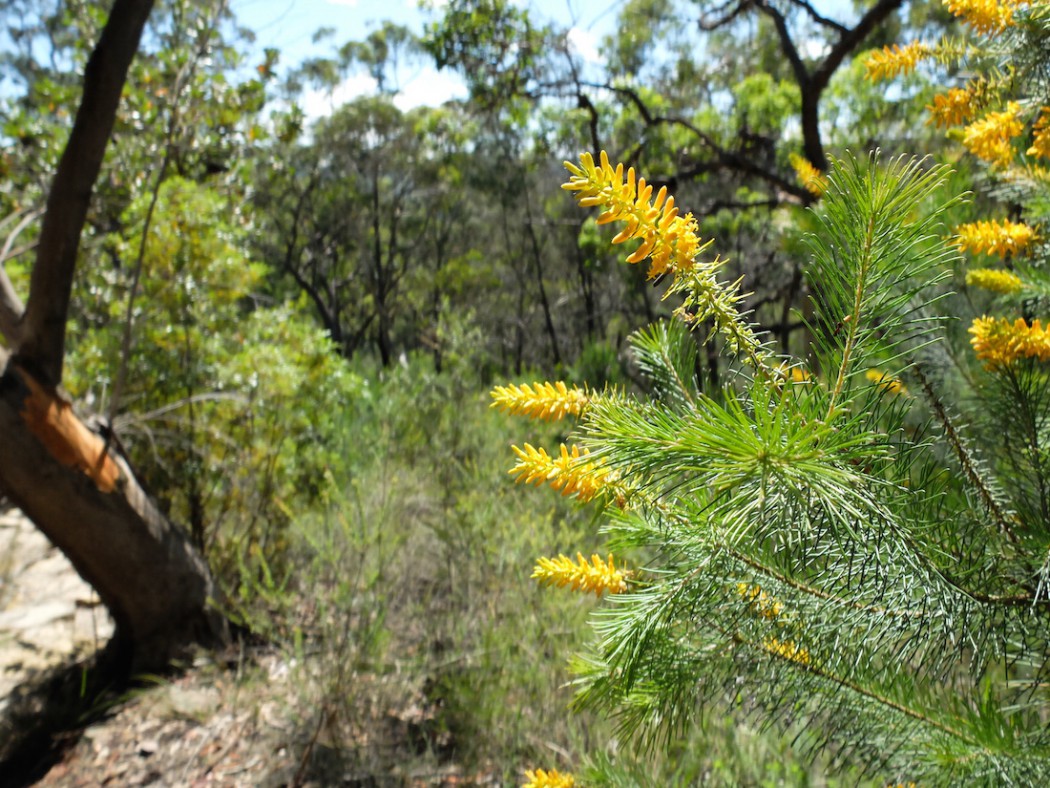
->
[299,66,466,122]
[301,72,379,121]
[393,67,468,110]
[567,26,600,63]
[325,0,359,7]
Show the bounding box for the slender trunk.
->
[371,174,393,367]
[522,188,561,367]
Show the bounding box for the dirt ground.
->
[0,508,501,787]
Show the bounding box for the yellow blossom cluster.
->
[1027,107,1050,159]
[962,102,1023,168]
[490,381,590,422]
[865,369,909,396]
[789,153,828,197]
[864,41,933,81]
[736,583,785,620]
[965,267,1024,294]
[532,553,630,596]
[954,218,1037,257]
[509,443,610,503]
[562,150,709,279]
[523,768,576,788]
[969,316,1050,368]
[563,152,767,367]
[944,0,1023,35]
[762,636,811,666]
[926,87,977,128]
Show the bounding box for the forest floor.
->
[0,507,494,787]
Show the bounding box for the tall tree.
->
[0,0,225,672]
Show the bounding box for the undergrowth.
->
[225,353,849,786]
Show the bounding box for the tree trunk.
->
[0,354,226,671]
[0,0,227,673]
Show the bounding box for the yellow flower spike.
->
[509,443,611,503]
[954,218,1037,257]
[562,150,709,279]
[523,768,576,788]
[1027,107,1050,159]
[962,103,1023,168]
[865,369,909,396]
[965,268,1024,294]
[864,41,933,82]
[736,583,785,620]
[926,87,977,128]
[532,552,630,596]
[490,381,590,421]
[944,0,1022,35]
[564,152,769,368]
[762,636,811,666]
[969,315,1050,368]
[789,153,828,197]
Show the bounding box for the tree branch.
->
[0,208,42,346]
[18,0,156,385]
[785,0,848,33]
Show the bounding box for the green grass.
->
[223,354,860,785]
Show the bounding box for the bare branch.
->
[18,0,155,385]
[579,81,812,204]
[698,0,753,31]
[785,0,848,33]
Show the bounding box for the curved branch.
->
[581,81,812,204]
[785,0,848,33]
[18,0,156,385]
[0,208,42,346]
[698,0,754,31]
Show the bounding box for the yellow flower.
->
[969,316,1050,368]
[523,768,576,788]
[864,41,933,82]
[532,553,630,596]
[774,363,812,385]
[509,443,611,503]
[944,0,1022,35]
[736,583,784,620]
[762,636,811,666]
[965,268,1024,294]
[954,218,1037,257]
[1027,107,1050,159]
[490,381,590,421]
[865,369,908,396]
[562,150,709,279]
[962,103,1023,168]
[563,152,767,368]
[926,87,977,128]
[789,153,828,197]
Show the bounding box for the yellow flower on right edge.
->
[965,268,1023,294]
[969,316,1050,368]
[962,103,1024,169]
[944,0,1024,35]
[954,218,1037,257]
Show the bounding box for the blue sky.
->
[230,0,623,114]
[228,0,857,117]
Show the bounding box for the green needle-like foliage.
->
[506,152,1050,785]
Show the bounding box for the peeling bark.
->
[0,352,226,670]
